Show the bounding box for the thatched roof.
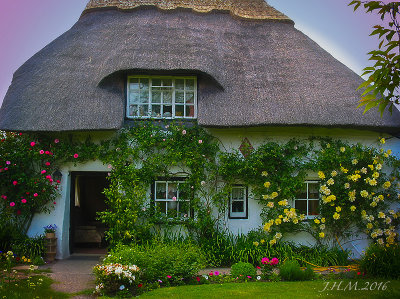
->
[1,0,400,132]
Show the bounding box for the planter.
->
[46,252,56,262]
[45,232,55,239]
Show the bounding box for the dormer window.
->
[127,76,197,119]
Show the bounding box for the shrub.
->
[102,242,206,286]
[279,260,314,281]
[230,262,256,279]
[359,243,400,278]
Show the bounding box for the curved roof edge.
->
[82,0,293,22]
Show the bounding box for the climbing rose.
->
[12,181,18,186]
[10,202,15,207]
[30,142,35,147]
[21,199,27,203]
[54,139,59,143]
[39,150,44,154]
[73,154,79,158]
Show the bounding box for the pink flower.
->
[182,130,187,135]
[41,170,47,174]
[256,266,261,269]
[261,257,270,264]
[54,139,59,143]
[6,161,11,165]
[39,150,44,154]
[10,202,15,207]
[45,151,50,155]
[30,142,35,147]
[1,195,7,200]
[214,271,220,276]
[172,196,177,201]
[163,139,166,141]
[196,276,200,282]
[12,181,18,186]
[56,180,61,184]
[108,164,112,169]
[4,168,8,171]
[33,193,38,197]
[167,275,172,278]
[247,276,252,279]
[198,140,203,144]
[46,175,51,179]
[73,154,79,158]
[270,258,279,265]
[45,162,51,166]
[53,201,56,205]
[209,271,213,276]
[21,199,27,203]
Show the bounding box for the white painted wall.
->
[27,127,400,259]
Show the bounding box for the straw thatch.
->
[0,1,399,132]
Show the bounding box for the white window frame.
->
[154,180,190,218]
[294,180,320,218]
[127,75,197,119]
[229,185,248,219]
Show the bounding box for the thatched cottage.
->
[1,0,399,258]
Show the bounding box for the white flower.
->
[257,276,261,280]
[203,275,209,280]
[201,181,206,186]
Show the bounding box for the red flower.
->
[196,276,200,282]
[357,272,361,275]
[138,284,143,288]
[12,181,18,186]
[45,162,51,166]
[17,210,21,215]
[53,201,57,205]
[30,142,35,147]
[33,193,38,197]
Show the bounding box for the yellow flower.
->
[333,212,340,220]
[319,232,325,238]
[263,223,271,232]
[387,149,392,155]
[378,212,385,218]
[264,181,271,188]
[314,219,320,224]
[380,138,385,144]
[260,239,265,244]
[360,190,369,198]
[350,205,356,212]
[275,218,282,225]
[278,199,288,206]
[336,206,342,212]
[340,147,346,152]
[267,202,274,208]
[293,218,299,224]
[321,218,326,223]
[318,171,325,179]
[271,192,278,198]
[261,171,268,176]
[383,181,391,189]
[352,159,358,165]
[327,178,334,185]
[367,223,373,229]
[340,166,348,173]
[361,167,367,174]
[376,164,382,170]
[369,178,377,186]
[253,241,259,246]
[344,183,350,189]
[370,201,377,207]
[372,172,380,178]
[320,224,325,230]
[269,239,277,245]
[331,170,338,177]
[368,164,374,170]
[262,194,270,200]
[275,232,282,239]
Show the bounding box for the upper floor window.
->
[295,180,319,217]
[127,76,197,119]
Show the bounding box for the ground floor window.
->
[154,180,190,218]
[229,185,248,219]
[295,180,319,217]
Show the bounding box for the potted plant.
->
[43,224,57,239]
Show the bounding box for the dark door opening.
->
[70,172,109,254]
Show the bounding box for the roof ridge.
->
[83,0,292,21]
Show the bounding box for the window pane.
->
[176,79,184,90]
[138,105,148,117]
[175,105,184,117]
[186,105,195,117]
[295,200,307,214]
[168,183,178,199]
[186,79,195,90]
[140,91,149,103]
[179,183,188,199]
[156,201,166,214]
[308,200,319,215]
[128,105,138,117]
[152,79,161,86]
[176,91,184,103]
[163,91,172,104]
[232,200,244,213]
[232,188,244,200]
[167,201,178,217]
[308,183,319,199]
[152,90,161,103]
[129,78,139,90]
[179,201,189,216]
[156,182,166,199]
[163,79,173,87]
[129,92,140,103]
[163,106,172,117]
[140,79,149,90]
[186,92,194,104]
[297,184,307,199]
[151,105,161,117]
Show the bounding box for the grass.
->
[103,280,400,299]
[0,275,69,299]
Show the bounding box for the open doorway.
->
[70,172,109,254]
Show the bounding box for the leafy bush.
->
[279,260,314,281]
[102,242,206,285]
[360,243,400,278]
[230,262,256,279]
[11,235,46,261]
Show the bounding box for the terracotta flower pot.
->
[45,232,55,239]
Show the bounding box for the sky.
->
[0,0,389,107]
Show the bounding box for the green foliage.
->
[102,242,206,285]
[279,260,314,281]
[10,235,46,261]
[360,243,400,278]
[230,261,256,279]
[349,1,400,115]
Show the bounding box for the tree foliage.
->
[349,1,400,115]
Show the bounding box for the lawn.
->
[133,280,400,299]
